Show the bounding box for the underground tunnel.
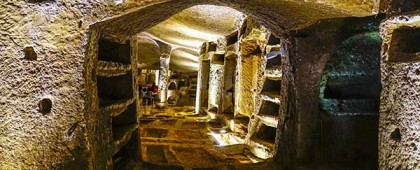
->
[1,1,420,170]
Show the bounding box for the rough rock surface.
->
[208,62,224,111]
[0,0,383,169]
[379,14,420,170]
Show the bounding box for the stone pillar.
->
[195,57,211,115]
[195,42,217,115]
[378,14,420,169]
[235,29,266,117]
[221,51,237,114]
[208,52,225,116]
[156,54,170,108]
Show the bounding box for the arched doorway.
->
[84,1,380,169]
[319,32,382,169]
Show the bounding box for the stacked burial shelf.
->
[97,38,140,168]
[248,36,283,158]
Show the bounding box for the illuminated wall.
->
[379,14,420,169]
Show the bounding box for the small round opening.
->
[39,98,52,114]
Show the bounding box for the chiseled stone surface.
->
[0,0,167,168]
[208,61,224,111]
[379,14,420,170]
[0,0,385,169]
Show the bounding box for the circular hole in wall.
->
[39,98,52,115]
[23,47,37,60]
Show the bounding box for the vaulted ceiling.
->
[139,5,243,72]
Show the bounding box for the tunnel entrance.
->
[84,1,384,169]
[319,31,382,169]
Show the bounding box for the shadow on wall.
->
[319,31,382,169]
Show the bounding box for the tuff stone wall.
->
[0,0,157,169]
[208,57,225,112]
[0,0,393,169]
[379,13,420,170]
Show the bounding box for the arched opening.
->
[318,31,382,169]
[8,0,420,169]
[84,1,382,169]
[178,81,186,90]
[168,82,177,90]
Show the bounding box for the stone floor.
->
[138,106,268,169]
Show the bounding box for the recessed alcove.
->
[211,53,225,64]
[98,38,131,64]
[24,47,37,60]
[97,74,133,106]
[266,35,280,46]
[319,31,381,169]
[261,79,281,93]
[112,102,137,127]
[168,82,177,90]
[226,31,239,45]
[251,124,277,144]
[388,27,420,63]
[259,101,280,116]
[38,98,52,114]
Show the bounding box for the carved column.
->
[195,42,217,115]
[156,54,170,108]
[195,56,211,115]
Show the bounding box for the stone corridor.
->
[1,1,420,170]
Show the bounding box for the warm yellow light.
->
[210,132,228,146]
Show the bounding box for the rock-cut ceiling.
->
[137,5,244,72]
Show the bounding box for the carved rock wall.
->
[208,61,224,112]
[379,13,420,170]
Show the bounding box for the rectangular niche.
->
[211,53,225,64]
[97,74,133,106]
[388,26,420,63]
[259,100,280,116]
[266,52,282,68]
[98,38,131,64]
[252,124,277,143]
[324,76,381,99]
[113,130,140,169]
[112,102,137,127]
[267,35,281,45]
[261,79,281,93]
[226,31,239,45]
